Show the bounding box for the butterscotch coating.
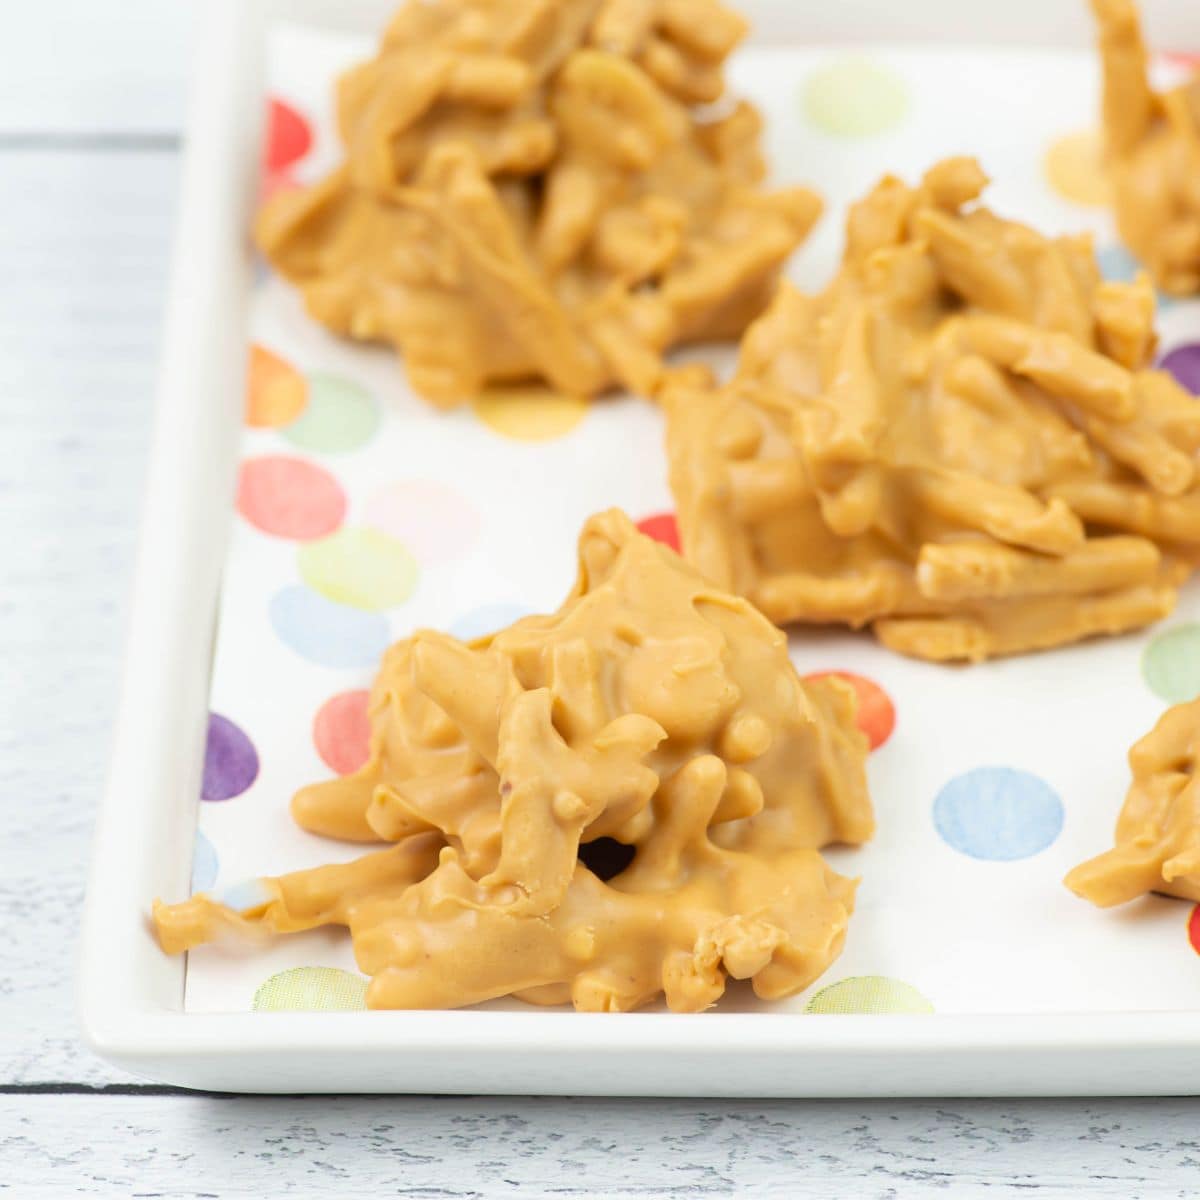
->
[666,157,1196,663]
[154,510,873,1011]
[1092,0,1200,296]
[1065,698,1200,907]
[256,0,821,408]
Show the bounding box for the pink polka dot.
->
[1189,904,1200,956]
[313,690,372,777]
[1163,51,1200,71]
[362,480,480,565]
[636,511,681,554]
[264,97,312,173]
[804,670,896,750]
[237,455,346,540]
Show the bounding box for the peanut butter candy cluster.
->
[1066,698,1200,908]
[1092,0,1200,296]
[667,156,1200,663]
[156,512,873,1012]
[256,0,821,407]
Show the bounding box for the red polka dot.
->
[1188,904,1200,956]
[236,455,346,540]
[314,690,372,777]
[264,97,312,173]
[1163,51,1200,71]
[804,670,896,750]
[636,512,681,554]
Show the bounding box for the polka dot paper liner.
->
[313,690,372,777]
[253,966,368,1012]
[472,387,588,442]
[1142,624,1200,704]
[282,372,380,454]
[201,713,259,802]
[805,976,933,1015]
[191,830,219,894]
[635,511,681,554]
[1161,344,1200,395]
[264,97,312,174]
[270,584,392,668]
[237,455,346,541]
[246,345,383,452]
[802,58,909,138]
[1042,130,1110,207]
[219,879,273,913]
[246,345,306,429]
[363,481,481,564]
[219,49,1200,1015]
[298,527,418,611]
[261,96,313,200]
[933,767,1064,861]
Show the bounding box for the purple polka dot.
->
[1161,344,1200,395]
[201,713,260,801]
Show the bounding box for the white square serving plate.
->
[78,0,1200,1095]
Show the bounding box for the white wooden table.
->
[2,3,1197,1195]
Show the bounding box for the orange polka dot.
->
[635,511,681,554]
[246,345,307,428]
[1188,904,1200,955]
[313,690,372,777]
[236,455,346,540]
[804,670,896,750]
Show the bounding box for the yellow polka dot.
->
[253,966,368,1011]
[805,976,933,1015]
[298,527,418,611]
[1043,130,1111,206]
[246,344,307,428]
[472,387,588,442]
[803,58,909,138]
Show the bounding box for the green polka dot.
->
[298,527,418,611]
[802,58,909,138]
[282,372,379,453]
[805,975,933,1014]
[252,966,368,1012]
[1143,624,1200,703]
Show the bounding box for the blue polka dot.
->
[449,602,534,642]
[218,878,273,912]
[933,767,1064,861]
[191,830,219,894]
[1096,244,1140,283]
[269,584,391,668]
